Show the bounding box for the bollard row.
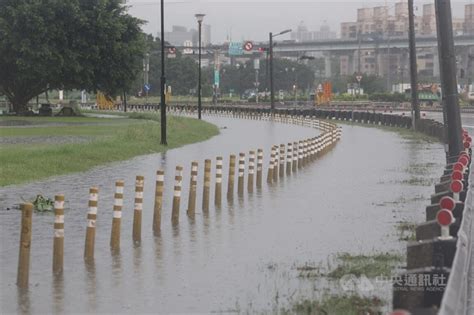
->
[16,106,342,288]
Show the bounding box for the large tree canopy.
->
[0,0,145,113]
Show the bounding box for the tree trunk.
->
[10,96,31,115]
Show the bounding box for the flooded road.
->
[1,114,446,313]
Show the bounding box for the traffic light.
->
[258,47,268,53]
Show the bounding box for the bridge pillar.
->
[324,53,332,78]
[433,49,440,78]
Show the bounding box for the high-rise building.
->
[338,2,468,79]
[465,4,474,35]
[165,26,195,47]
[165,24,212,47]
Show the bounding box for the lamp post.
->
[269,29,292,111]
[160,0,167,145]
[195,13,205,120]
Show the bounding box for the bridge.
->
[265,35,474,53]
[175,35,474,56]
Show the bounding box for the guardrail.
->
[439,159,473,314]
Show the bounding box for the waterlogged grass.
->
[396,221,417,241]
[327,252,404,279]
[282,294,384,315]
[0,113,219,186]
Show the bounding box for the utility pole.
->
[435,0,463,157]
[408,0,420,129]
[160,0,167,145]
[269,32,274,111]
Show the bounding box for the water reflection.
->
[17,288,30,315]
[52,274,64,314]
[84,261,97,313]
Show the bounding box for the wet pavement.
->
[0,114,446,313]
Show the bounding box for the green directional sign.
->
[228,42,243,56]
[214,70,220,87]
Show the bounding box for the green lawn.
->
[0,113,219,186]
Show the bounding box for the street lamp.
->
[195,13,205,120]
[269,29,292,111]
[160,0,167,145]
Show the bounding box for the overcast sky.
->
[126,0,471,43]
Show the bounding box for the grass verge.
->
[0,113,219,186]
[282,294,384,315]
[327,252,404,279]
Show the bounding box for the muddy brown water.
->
[0,115,445,313]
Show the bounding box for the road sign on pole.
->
[144,84,151,92]
[214,70,220,87]
[228,42,243,56]
[244,41,254,52]
[356,75,363,83]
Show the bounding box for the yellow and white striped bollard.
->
[215,157,223,207]
[133,176,144,243]
[53,194,65,274]
[153,170,164,234]
[84,187,99,260]
[110,181,124,251]
[202,159,212,212]
[172,166,183,225]
[238,153,245,197]
[187,161,198,217]
[256,149,263,188]
[248,151,255,193]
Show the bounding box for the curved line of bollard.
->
[16,106,347,287]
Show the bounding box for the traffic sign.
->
[214,70,220,87]
[244,41,254,52]
[228,42,243,56]
[356,75,363,83]
[168,47,176,54]
[144,84,151,92]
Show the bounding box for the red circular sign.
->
[464,142,471,149]
[453,162,464,172]
[439,196,456,210]
[467,136,472,143]
[168,47,176,54]
[451,180,463,193]
[437,209,453,226]
[244,41,254,52]
[458,156,469,166]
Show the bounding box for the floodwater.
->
[1,114,446,313]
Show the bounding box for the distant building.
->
[165,24,211,47]
[465,4,474,35]
[291,21,336,42]
[338,1,468,78]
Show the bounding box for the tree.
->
[0,0,145,113]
